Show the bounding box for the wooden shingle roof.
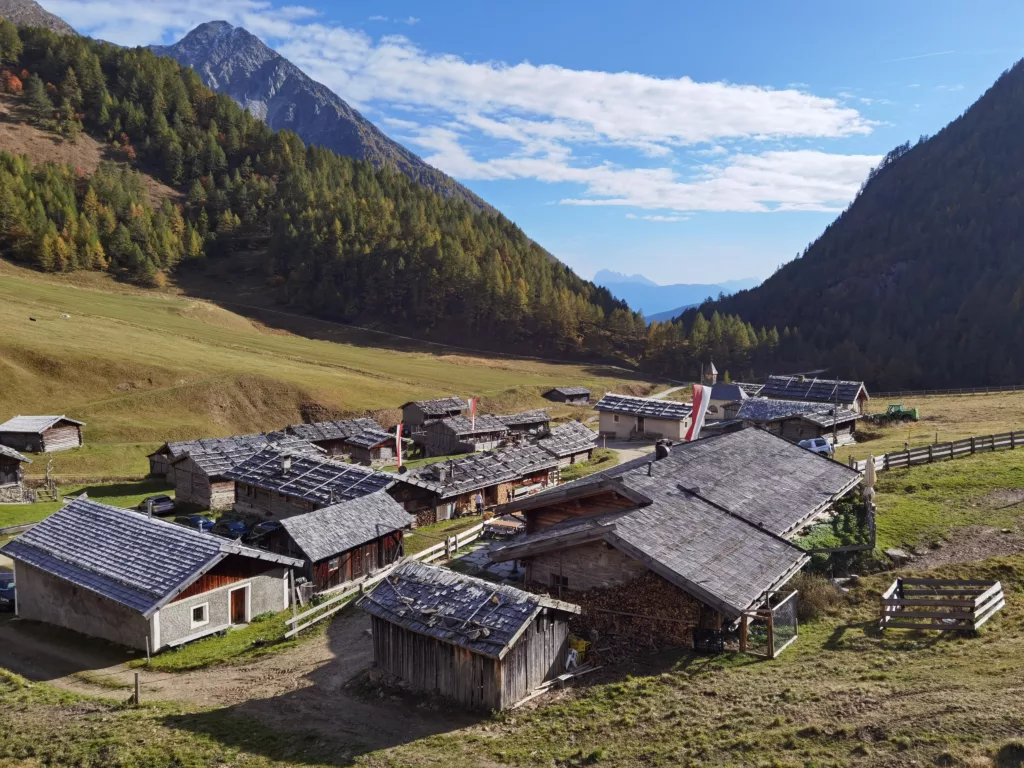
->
[496,410,550,427]
[357,561,578,659]
[403,397,469,416]
[0,415,84,433]
[398,444,558,499]
[280,491,413,563]
[0,445,30,463]
[438,414,508,436]
[538,421,597,458]
[594,394,692,420]
[737,398,860,428]
[760,376,867,406]
[544,386,590,397]
[286,418,384,443]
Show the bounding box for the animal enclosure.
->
[879,578,1005,632]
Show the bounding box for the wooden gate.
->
[879,578,1004,632]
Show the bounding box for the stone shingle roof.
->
[0,415,84,433]
[544,386,590,397]
[224,447,394,505]
[0,498,300,617]
[285,418,383,443]
[496,410,550,427]
[357,561,578,660]
[594,394,692,420]
[280,491,413,563]
[151,432,289,461]
[438,414,508,436]
[538,421,597,458]
[403,397,469,417]
[343,428,395,450]
[0,445,30,464]
[399,444,558,499]
[760,376,867,406]
[169,435,323,478]
[737,398,860,428]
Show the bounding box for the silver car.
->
[798,437,834,456]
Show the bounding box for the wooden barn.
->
[497,410,551,438]
[224,447,395,520]
[0,445,32,504]
[358,561,580,711]
[760,375,870,414]
[537,421,597,466]
[343,427,400,466]
[285,418,390,459]
[389,444,560,526]
[401,397,468,431]
[594,394,692,440]
[0,415,84,453]
[0,498,301,652]
[262,491,413,592]
[543,386,591,406]
[420,415,508,457]
[490,429,862,651]
[736,398,860,445]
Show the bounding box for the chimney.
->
[655,441,671,461]
[646,461,653,476]
[146,498,154,518]
[282,455,292,475]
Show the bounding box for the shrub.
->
[786,572,842,622]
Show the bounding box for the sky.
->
[40,0,1024,285]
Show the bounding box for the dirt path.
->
[0,611,476,751]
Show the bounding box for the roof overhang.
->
[494,477,650,515]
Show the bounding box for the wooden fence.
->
[879,578,1005,632]
[849,430,1024,472]
[873,383,1024,399]
[284,521,486,638]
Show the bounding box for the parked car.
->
[798,437,834,456]
[211,519,248,540]
[174,514,214,532]
[0,570,14,612]
[243,520,282,544]
[137,495,175,515]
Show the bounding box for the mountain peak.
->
[0,0,75,35]
[151,22,490,211]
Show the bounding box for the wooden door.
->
[230,587,246,625]
[637,416,646,433]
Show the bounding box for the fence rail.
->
[879,578,1005,632]
[873,383,1024,399]
[849,430,1024,472]
[284,521,486,638]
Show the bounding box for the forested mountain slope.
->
[152,22,490,211]
[694,59,1024,388]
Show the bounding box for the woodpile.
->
[539,573,702,663]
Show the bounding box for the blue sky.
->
[44,0,1024,284]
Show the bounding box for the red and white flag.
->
[683,384,711,442]
[394,422,403,468]
[468,397,479,430]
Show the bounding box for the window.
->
[549,574,569,588]
[190,603,209,629]
[327,557,340,573]
[613,414,619,423]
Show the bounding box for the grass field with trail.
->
[0,260,656,481]
[837,390,1024,463]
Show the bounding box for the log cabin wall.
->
[499,610,570,707]
[41,424,83,452]
[526,490,638,533]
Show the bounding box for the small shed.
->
[421,415,508,457]
[538,421,597,466]
[594,394,692,440]
[0,445,32,504]
[0,498,301,651]
[264,491,413,592]
[736,398,860,445]
[358,561,580,711]
[497,410,551,438]
[0,415,84,453]
[760,376,870,414]
[343,427,399,466]
[401,397,468,431]
[285,418,388,459]
[543,387,591,406]
[389,444,560,526]
[224,448,395,520]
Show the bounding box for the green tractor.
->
[870,403,920,424]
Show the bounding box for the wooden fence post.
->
[739,615,749,652]
[970,437,976,454]
[928,445,933,463]
[766,611,775,660]
[134,672,141,706]
[884,453,889,471]
[1012,431,1017,450]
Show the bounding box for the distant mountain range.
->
[151,21,489,210]
[593,269,760,320]
[0,0,73,34]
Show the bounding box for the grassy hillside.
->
[0,260,652,480]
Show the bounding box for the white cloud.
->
[403,16,419,25]
[44,0,880,215]
[368,15,388,22]
[936,84,964,92]
[627,214,688,222]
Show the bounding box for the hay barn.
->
[0,415,84,453]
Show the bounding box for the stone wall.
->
[15,561,152,650]
[0,484,30,503]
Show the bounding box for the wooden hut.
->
[537,421,597,466]
[760,375,870,414]
[285,418,386,458]
[148,432,298,479]
[263,491,412,592]
[497,410,551,438]
[357,561,580,711]
[223,447,394,520]
[389,444,559,526]
[543,386,591,405]
[0,445,32,504]
[421,415,508,457]
[401,397,468,431]
[736,398,860,445]
[0,415,84,453]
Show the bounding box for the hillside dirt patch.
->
[0,94,180,207]
[907,523,1024,569]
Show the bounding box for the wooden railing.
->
[872,383,1024,398]
[849,430,1024,472]
[879,578,1005,632]
[284,521,486,638]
